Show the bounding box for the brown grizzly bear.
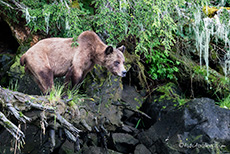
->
[20,31,126,94]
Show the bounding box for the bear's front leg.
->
[64,66,73,88]
[71,68,83,88]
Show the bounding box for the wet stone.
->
[112,133,139,153]
[134,144,151,154]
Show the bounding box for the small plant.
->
[135,119,141,129]
[135,118,145,129]
[8,79,19,91]
[48,84,64,105]
[217,94,230,109]
[46,82,87,109]
[66,87,86,106]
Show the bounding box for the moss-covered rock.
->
[123,50,148,89]
[138,98,230,154]
[140,82,189,128]
[82,64,124,130]
[121,85,145,110]
[170,51,230,100]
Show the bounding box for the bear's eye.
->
[114,61,120,66]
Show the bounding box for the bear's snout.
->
[122,70,127,77]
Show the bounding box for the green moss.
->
[9,46,30,80]
[134,97,143,109]
[172,49,230,98]
[68,101,75,107]
[114,78,118,82]
[8,52,28,91]
[203,6,230,18]
[203,6,218,17]
[124,51,147,88]
[210,47,218,61]
[156,82,188,106]
[4,121,13,129]
[71,0,79,8]
[157,82,176,95]
[19,111,24,117]
[193,65,230,97]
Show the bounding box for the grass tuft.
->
[217,94,230,109]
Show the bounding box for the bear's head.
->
[104,45,127,77]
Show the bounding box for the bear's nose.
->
[122,71,127,77]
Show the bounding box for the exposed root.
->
[0,84,147,152]
[40,111,47,135]
[0,85,81,151]
[0,112,25,142]
[6,103,31,123]
[56,113,81,134]
[64,129,80,152]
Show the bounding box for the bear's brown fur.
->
[20,31,126,93]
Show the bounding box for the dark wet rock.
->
[59,140,74,154]
[0,53,14,87]
[17,75,42,95]
[120,85,147,130]
[82,146,122,154]
[112,133,139,153]
[83,65,123,102]
[134,144,151,154]
[121,124,139,134]
[121,85,144,109]
[138,97,230,154]
[0,19,20,86]
[122,109,135,121]
[141,82,183,128]
[0,124,65,154]
[87,133,98,146]
[83,65,124,130]
[183,98,230,141]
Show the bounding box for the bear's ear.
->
[105,46,113,55]
[117,45,125,53]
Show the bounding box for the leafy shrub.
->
[21,0,91,37]
[2,0,204,80]
[94,0,181,79]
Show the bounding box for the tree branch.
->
[0,0,15,9]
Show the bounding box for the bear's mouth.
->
[112,71,118,76]
[114,72,125,77]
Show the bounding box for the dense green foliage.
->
[22,0,92,37]
[1,0,230,83]
[0,0,184,80]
